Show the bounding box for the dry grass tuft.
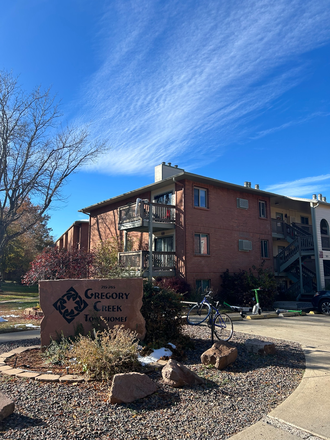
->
[70,325,140,380]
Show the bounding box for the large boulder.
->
[109,372,158,404]
[0,392,14,421]
[162,359,204,388]
[245,338,276,355]
[201,341,237,370]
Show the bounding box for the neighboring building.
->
[270,193,330,296]
[55,220,89,252]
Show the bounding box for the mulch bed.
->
[5,348,71,376]
[0,326,305,440]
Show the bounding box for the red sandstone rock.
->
[162,359,204,388]
[0,392,14,421]
[201,341,238,370]
[109,372,158,404]
[245,338,276,355]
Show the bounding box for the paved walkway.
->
[230,314,330,440]
[0,329,40,343]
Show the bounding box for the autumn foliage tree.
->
[22,247,94,285]
[0,199,53,281]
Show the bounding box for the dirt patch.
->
[5,348,79,376]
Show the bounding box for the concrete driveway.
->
[230,314,330,439]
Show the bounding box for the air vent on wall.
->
[239,239,252,251]
[237,198,249,209]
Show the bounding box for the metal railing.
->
[275,236,314,272]
[118,201,176,225]
[118,251,176,272]
[271,219,312,238]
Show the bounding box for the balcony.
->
[118,251,176,277]
[118,201,176,232]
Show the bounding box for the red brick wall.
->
[182,180,273,293]
[89,191,151,251]
[79,223,89,251]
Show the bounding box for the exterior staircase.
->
[274,221,316,299]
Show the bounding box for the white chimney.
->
[154,163,184,182]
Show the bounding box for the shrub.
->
[219,265,278,309]
[70,325,139,380]
[141,282,183,347]
[22,247,94,285]
[154,276,190,295]
[91,238,129,278]
[43,333,72,366]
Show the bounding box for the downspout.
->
[310,201,321,291]
[148,201,153,281]
[173,177,185,279]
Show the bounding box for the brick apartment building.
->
[55,220,89,252]
[56,163,330,298]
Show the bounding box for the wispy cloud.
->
[265,174,330,197]
[250,112,330,140]
[78,0,330,175]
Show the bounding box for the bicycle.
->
[186,294,233,341]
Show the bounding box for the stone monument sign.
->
[39,278,145,346]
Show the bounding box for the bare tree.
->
[0,71,104,256]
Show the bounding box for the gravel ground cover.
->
[0,326,305,440]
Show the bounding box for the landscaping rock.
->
[245,338,276,355]
[0,392,14,421]
[201,341,237,369]
[162,359,204,388]
[109,372,158,404]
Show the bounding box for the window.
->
[194,187,207,208]
[239,239,252,251]
[154,191,173,205]
[301,216,309,225]
[259,200,267,218]
[155,236,174,252]
[196,279,210,294]
[194,233,209,255]
[261,240,269,258]
[321,219,329,235]
[276,212,283,221]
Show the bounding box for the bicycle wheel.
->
[187,303,211,325]
[213,313,233,341]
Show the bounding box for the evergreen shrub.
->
[141,282,183,347]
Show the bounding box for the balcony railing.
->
[118,202,176,229]
[271,219,313,238]
[275,235,314,273]
[118,251,176,275]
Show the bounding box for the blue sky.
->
[1,0,330,239]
